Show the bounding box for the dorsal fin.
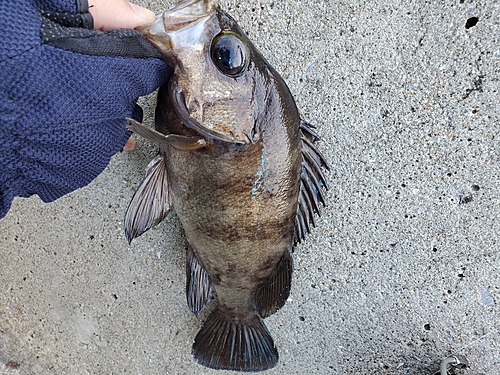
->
[124,154,172,243]
[295,120,329,244]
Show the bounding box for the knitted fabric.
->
[0,0,171,219]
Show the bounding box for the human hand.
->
[88,0,158,150]
[88,0,156,31]
[1,0,171,218]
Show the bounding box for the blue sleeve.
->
[0,0,171,219]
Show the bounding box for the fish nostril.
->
[185,98,202,118]
[187,100,197,112]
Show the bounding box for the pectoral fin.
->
[124,154,172,243]
[126,118,207,151]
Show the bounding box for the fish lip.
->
[138,0,217,36]
[137,0,218,59]
[166,0,218,18]
[136,15,171,53]
[162,0,217,32]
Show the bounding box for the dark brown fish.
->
[124,0,328,371]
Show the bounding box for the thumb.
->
[89,0,156,31]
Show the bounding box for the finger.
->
[89,0,156,31]
[123,136,136,151]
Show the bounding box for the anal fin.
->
[186,242,212,316]
[255,251,293,318]
[124,154,172,243]
[192,308,278,371]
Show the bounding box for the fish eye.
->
[210,32,248,77]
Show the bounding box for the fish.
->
[124,0,329,371]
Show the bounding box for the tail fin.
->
[192,308,278,371]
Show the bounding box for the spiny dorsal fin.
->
[255,250,293,318]
[192,308,278,371]
[186,242,212,316]
[124,154,172,243]
[295,120,329,244]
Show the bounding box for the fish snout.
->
[137,0,218,58]
[161,0,217,32]
[136,14,172,53]
[166,0,217,16]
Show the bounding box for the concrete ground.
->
[1,0,499,374]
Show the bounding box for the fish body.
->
[125,0,328,371]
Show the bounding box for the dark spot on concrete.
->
[424,323,430,330]
[5,361,20,369]
[463,75,484,99]
[465,16,478,29]
[459,194,473,204]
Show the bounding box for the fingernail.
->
[130,3,156,26]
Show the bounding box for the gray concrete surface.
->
[1,0,499,374]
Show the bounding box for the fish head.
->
[139,0,269,144]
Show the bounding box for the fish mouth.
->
[137,0,219,76]
[139,1,249,145]
[138,0,217,40]
[167,0,217,16]
[163,0,218,31]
